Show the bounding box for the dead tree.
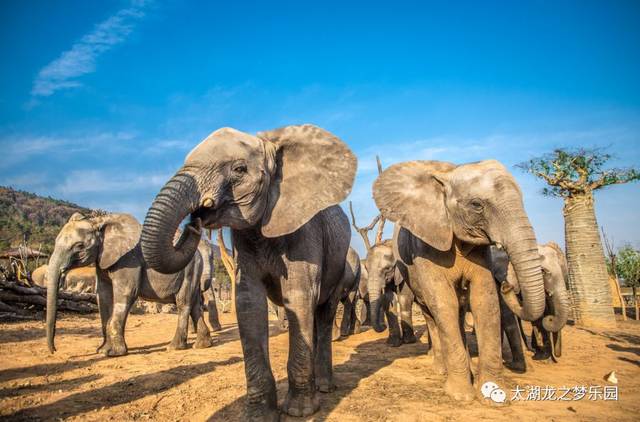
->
[602,227,627,320]
[217,229,236,316]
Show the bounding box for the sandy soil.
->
[1,312,639,421]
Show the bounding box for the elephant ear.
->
[258,124,357,238]
[95,214,142,270]
[373,160,455,251]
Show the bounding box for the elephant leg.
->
[169,300,191,350]
[469,271,503,398]
[499,295,526,373]
[532,321,551,360]
[423,281,474,402]
[332,302,342,341]
[385,290,403,347]
[207,289,222,332]
[398,285,417,344]
[188,317,197,334]
[422,308,446,375]
[362,299,372,326]
[340,292,356,337]
[191,295,213,349]
[281,271,320,417]
[104,284,136,357]
[96,277,113,354]
[315,295,339,393]
[236,272,277,421]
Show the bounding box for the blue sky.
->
[1,0,639,255]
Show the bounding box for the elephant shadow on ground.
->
[0,374,102,398]
[6,357,243,421]
[0,324,100,345]
[606,343,640,356]
[0,355,108,383]
[207,332,430,421]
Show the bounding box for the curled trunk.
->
[141,172,202,274]
[542,280,571,332]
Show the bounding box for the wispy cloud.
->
[56,169,171,195]
[31,0,151,98]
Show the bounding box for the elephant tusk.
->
[202,197,215,208]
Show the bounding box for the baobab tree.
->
[518,148,639,327]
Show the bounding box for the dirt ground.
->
[1,311,639,421]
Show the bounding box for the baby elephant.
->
[46,212,213,356]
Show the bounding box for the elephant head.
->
[373,159,545,321]
[46,212,140,353]
[141,125,357,275]
[365,240,396,332]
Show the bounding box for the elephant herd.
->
[44,124,570,420]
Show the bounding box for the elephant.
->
[490,241,570,366]
[32,264,96,293]
[332,247,361,340]
[365,239,421,347]
[140,124,357,420]
[46,212,213,357]
[198,240,222,332]
[373,159,547,402]
[357,261,373,327]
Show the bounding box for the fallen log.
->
[0,279,96,303]
[0,299,31,315]
[0,291,97,314]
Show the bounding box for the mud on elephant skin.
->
[140,124,357,420]
[373,159,546,403]
[46,212,213,357]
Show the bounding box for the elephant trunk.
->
[367,272,387,333]
[499,205,545,322]
[141,171,202,274]
[542,280,571,332]
[46,252,63,354]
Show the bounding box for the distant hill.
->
[0,186,93,255]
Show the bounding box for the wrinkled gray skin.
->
[140,125,357,420]
[489,242,570,365]
[373,159,546,402]
[46,213,212,357]
[356,262,372,327]
[365,240,420,347]
[198,240,222,332]
[332,247,361,341]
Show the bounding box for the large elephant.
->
[46,212,213,357]
[332,247,361,340]
[490,241,570,366]
[140,125,356,420]
[373,159,547,402]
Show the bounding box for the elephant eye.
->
[73,242,84,250]
[232,163,247,174]
[470,199,484,212]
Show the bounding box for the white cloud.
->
[31,0,151,97]
[56,169,171,195]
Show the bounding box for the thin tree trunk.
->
[217,230,236,317]
[612,276,627,321]
[634,286,639,321]
[564,193,616,327]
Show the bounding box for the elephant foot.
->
[194,336,214,349]
[100,341,128,357]
[282,387,320,417]
[505,360,526,374]
[168,339,189,351]
[532,350,552,361]
[245,403,279,422]
[386,336,403,347]
[402,333,417,344]
[210,323,222,333]
[432,358,447,375]
[316,378,336,393]
[444,377,475,402]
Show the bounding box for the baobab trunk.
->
[564,192,616,327]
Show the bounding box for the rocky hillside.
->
[0,186,93,255]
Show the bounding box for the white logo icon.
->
[482,381,507,403]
